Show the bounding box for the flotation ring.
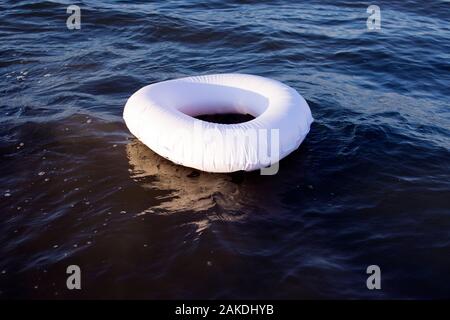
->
[123,73,313,173]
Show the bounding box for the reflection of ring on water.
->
[126,139,286,218]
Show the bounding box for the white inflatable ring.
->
[123,74,313,173]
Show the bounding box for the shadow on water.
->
[125,137,302,217]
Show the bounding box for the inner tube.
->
[123,73,313,173]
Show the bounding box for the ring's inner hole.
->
[195,113,255,124]
[152,82,269,124]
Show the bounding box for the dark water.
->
[1,0,449,299]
